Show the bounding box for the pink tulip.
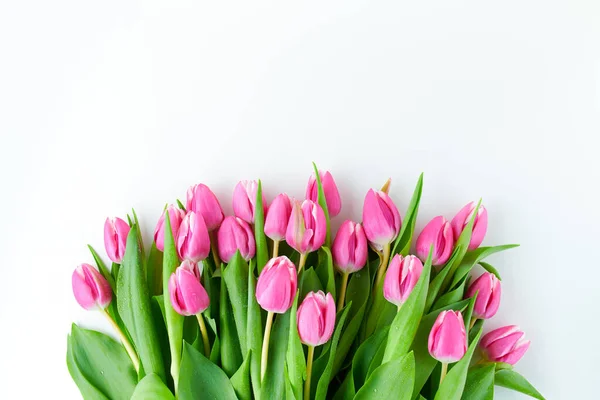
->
[306,170,342,217]
[72,263,112,310]
[217,216,256,262]
[465,272,501,319]
[154,205,185,252]
[255,256,297,313]
[428,310,467,363]
[233,180,266,224]
[186,183,225,231]
[179,259,203,280]
[264,193,292,241]
[451,202,488,250]
[285,200,327,255]
[416,216,454,266]
[480,325,530,365]
[177,211,211,262]
[168,264,210,316]
[104,217,130,263]
[383,255,424,306]
[332,220,368,274]
[297,291,336,346]
[362,189,401,251]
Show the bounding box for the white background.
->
[1,1,599,399]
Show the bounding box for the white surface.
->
[1,1,599,398]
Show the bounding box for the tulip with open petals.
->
[480,325,531,365]
[306,170,342,217]
[416,216,454,266]
[451,202,488,250]
[104,217,130,263]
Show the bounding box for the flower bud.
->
[103,217,130,263]
[186,183,224,231]
[383,255,424,306]
[177,211,211,262]
[480,325,530,365]
[168,263,210,316]
[233,180,266,224]
[154,205,185,252]
[306,170,342,217]
[332,220,368,274]
[297,291,336,346]
[255,256,297,313]
[451,202,488,250]
[179,259,203,280]
[217,216,256,263]
[72,263,112,310]
[362,189,401,251]
[428,310,467,363]
[465,272,501,319]
[285,199,327,255]
[416,216,454,266]
[264,193,292,241]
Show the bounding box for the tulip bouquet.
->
[68,164,544,400]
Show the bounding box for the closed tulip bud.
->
[177,211,211,262]
[362,189,401,251]
[72,263,112,310]
[480,325,531,365]
[285,200,327,255]
[154,205,185,252]
[428,310,468,363]
[256,256,297,313]
[297,291,336,346]
[332,220,368,273]
[383,255,424,307]
[104,217,130,263]
[233,180,266,224]
[186,183,224,231]
[416,216,454,266]
[217,216,256,262]
[168,264,210,316]
[465,272,501,319]
[451,202,488,250]
[306,170,342,217]
[264,193,292,241]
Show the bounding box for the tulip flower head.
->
[177,211,211,263]
[233,180,266,224]
[186,183,224,231]
[217,216,256,262]
[154,205,185,252]
[428,310,468,363]
[416,216,454,266]
[480,325,531,365]
[72,263,112,310]
[332,220,368,274]
[169,264,210,316]
[306,170,342,217]
[297,291,336,347]
[362,189,401,252]
[104,217,130,263]
[383,255,424,307]
[451,202,488,251]
[255,256,297,313]
[285,199,327,255]
[465,272,501,319]
[264,193,292,242]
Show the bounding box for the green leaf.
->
[391,173,424,257]
[462,295,477,335]
[312,162,331,247]
[315,247,336,299]
[88,244,116,290]
[231,351,253,400]
[255,180,269,273]
[479,262,501,280]
[131,374,175,400]
[425,253,457,312]
[495,369,545,400]
[222,252,250,354]
[434,326,483,400]
[299,267,324,300]
[220,277,243,377]
[353,328,389,390]
[118,225,165,380]
[286,291,305,400]
[147,243,164,296]
[162,213,184,383]
[176,199,186,210]
[151,295,174,391]
[355,351,415,400]
[450,245,518,289]
[131,208,145,261]
[67,324,137,400]
[178,343,238,400]
[432,278,467,311]
[260,311,291,400]
[382,254,432,363]
[313,305,351,400]
[247,260,263,399]
[462,365,495,400]
[365,335,388,381]
[332,371,355,400]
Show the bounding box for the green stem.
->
[196,313,211,358]
[374,244,391,292]
[439,362,448,386]
[298,253,307,273]
[260,311,275,381]
[337,272,349,310]
[100,308,140,373]
[210,232,221,269]
[304,346,315,400]
[469,317,477,330]
[272,240,280,259]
